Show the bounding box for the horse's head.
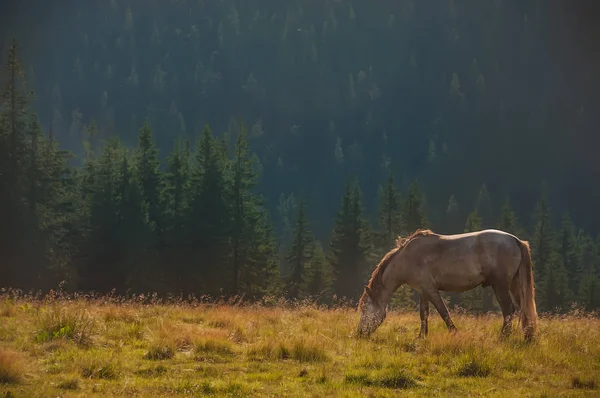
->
[356,286,387,338]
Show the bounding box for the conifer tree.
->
[475,183,494,228]
[328,180,371,301]
[497,198,525,237]
[531,186,556,283]
[464,209,482,234]
[114,149,155,292]
[134,123,163,237]
[164,138,191,226]
[187,125,230,295]
[228,119,280,297]
[285,200,314,299]
[576,234,600,311]
[303,242,334,301]
[559,213,579,294]
[376,172,402,249]
[28,115,77,288]
[163,138,192,291]
[38,122,80,288]
[78,138,123,291]
[531,188,570,311]
[402,181,427,234]
[444,194,461,233]
[0,39,35,288]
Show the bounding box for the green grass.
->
[0,293,598,397]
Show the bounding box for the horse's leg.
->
[492,283,515,338]
[425,288,457,332]
[418,293,430,338]
[509,280,521,310]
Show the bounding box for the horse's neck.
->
[377,258,404,306]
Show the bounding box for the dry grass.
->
[0,292,598,397]
[0,349,27,384]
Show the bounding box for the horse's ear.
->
[365,286,372,297]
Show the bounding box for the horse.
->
[357,228,538,341]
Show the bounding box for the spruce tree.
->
[328,180,371,301]
[0,39,35,288]
[531,188,569,311]
[114,149,155,293]
[402,181,427,234]
[497,198,525,237]
[228,119,280,298]
[578,272,600,311]
[475,183,494,228]
[188,125,230,295]
[531,185,570,310]
[445,194,461,233]
[163,138,192,291]
[576,233,600,311]
[285,200,314,299]
[78,138,123,292]
[38,122,80,288]
[303,242,334,302]
[28,115,77,288]
[464,209,482,233]
[132,123,164,288]
[376,172,402,249]
[531,187,555,283]
[276,192,297,275]
[559,213,579,294]
[0,40,75,290]
[134,123,163,237]
[164,138,191,225]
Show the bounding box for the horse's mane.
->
[361,229,436,303]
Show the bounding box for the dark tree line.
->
[2,13,600,313]
[2,1,599,241]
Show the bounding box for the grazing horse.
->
[357,229,538,341]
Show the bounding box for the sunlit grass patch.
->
[455,353,493,377]
[144,342,176,360]
[247,341,291,361]
[0,300,17,317]
[571,376,597,390]
[134,364,168,378]
[1,295,599,397]
[207,319,231,329]
[0,348,27,384]
[101,305,138,323]
[34,304,95,347]
[247,338,328,363]
[423,330,492,356]
[290,339,328,362]
[345,367,418,389]
[181,316,205,324]
[79,355,121,380]
[165,378,253,396]
[57,377,80,390]
[195,339,235,356]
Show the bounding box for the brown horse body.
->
[357,229,538,340]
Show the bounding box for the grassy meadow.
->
[0,291,599,397]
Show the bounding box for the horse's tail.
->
[514,239,538,341]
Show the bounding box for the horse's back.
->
[439,228,520,242]
[416,229,522,292]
